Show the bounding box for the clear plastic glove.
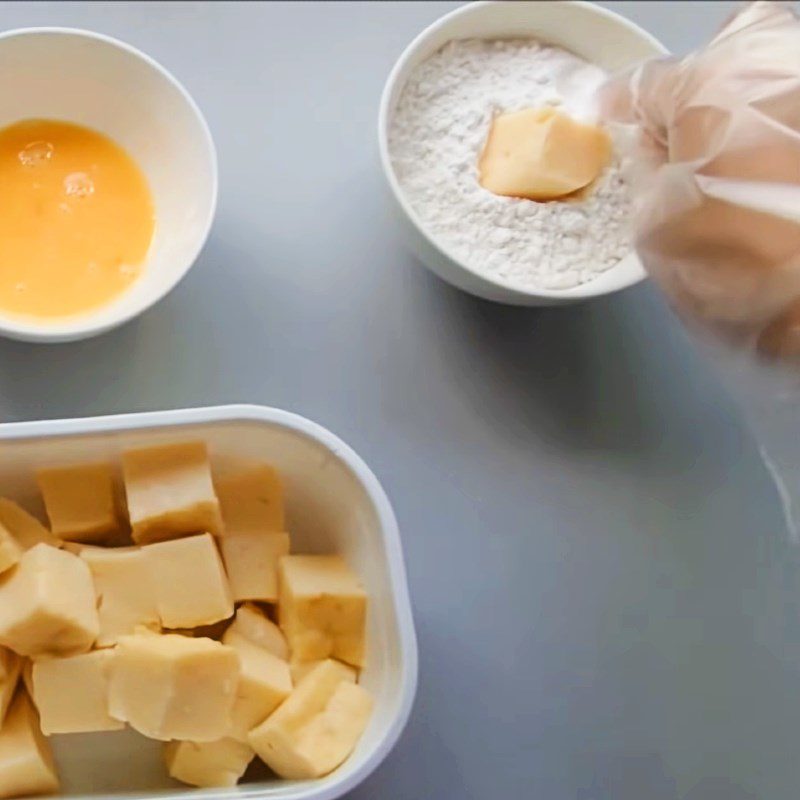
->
[599,1,800,540]
[601,0,800,360]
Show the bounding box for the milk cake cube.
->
[164,738,254,788]
[278,555,367,668]
[221,630,292,740]
[221,532,289,603]
[109,632,239,742]
[31,649,123,734]
[0,691,59,798]
[227,603,288,660]
[216,465,284,535]
[145,533,233,629]
[79,546,159,646]
[0,499,61,550]
[122,441,223,543]
[248,659,372,779]
[37,462,120,544]
[0,544,99,657]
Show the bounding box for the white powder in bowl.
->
[388,39,634,292]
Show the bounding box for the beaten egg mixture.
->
[0,119,154,319]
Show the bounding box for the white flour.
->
[389,39,633,291]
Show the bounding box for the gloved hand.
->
[601,0,800,360]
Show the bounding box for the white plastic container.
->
[378,0,668,306]
[0,405,417,800]
[0,28,217,342]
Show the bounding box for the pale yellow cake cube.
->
[278,555,367,667]
[248,659,372,779]
[37,462,120,544]
[122,441,223,543]
[0,499,60,550]
[109,632,239,742]
[221,631,292,740]
[79,546,159,646]
[289,658,325,685]
[144,533,234,629]
[164,738,254,788]
[216,465,284,535]
[0,524,21,575]
[0,690,59,798]
[478,108,611,200]
[31,649,123,735]
[221,532,289,603]
[228,603,288,660]
[0,544,99,657]
[0,649,21,726]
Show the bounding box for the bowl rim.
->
[0,403,419,800]
[0,26,219,343]
[377,0,669,301]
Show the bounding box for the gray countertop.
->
[0,3,797,799]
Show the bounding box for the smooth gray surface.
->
[0,3,797,799]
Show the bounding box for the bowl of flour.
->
[378,1,667,305]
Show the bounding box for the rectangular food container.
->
[0,404,418,800]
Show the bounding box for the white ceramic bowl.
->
[0,404,417,800]
[0,28,217,342]
[378,0,668,306]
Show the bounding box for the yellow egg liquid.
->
[0,119,155,319]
